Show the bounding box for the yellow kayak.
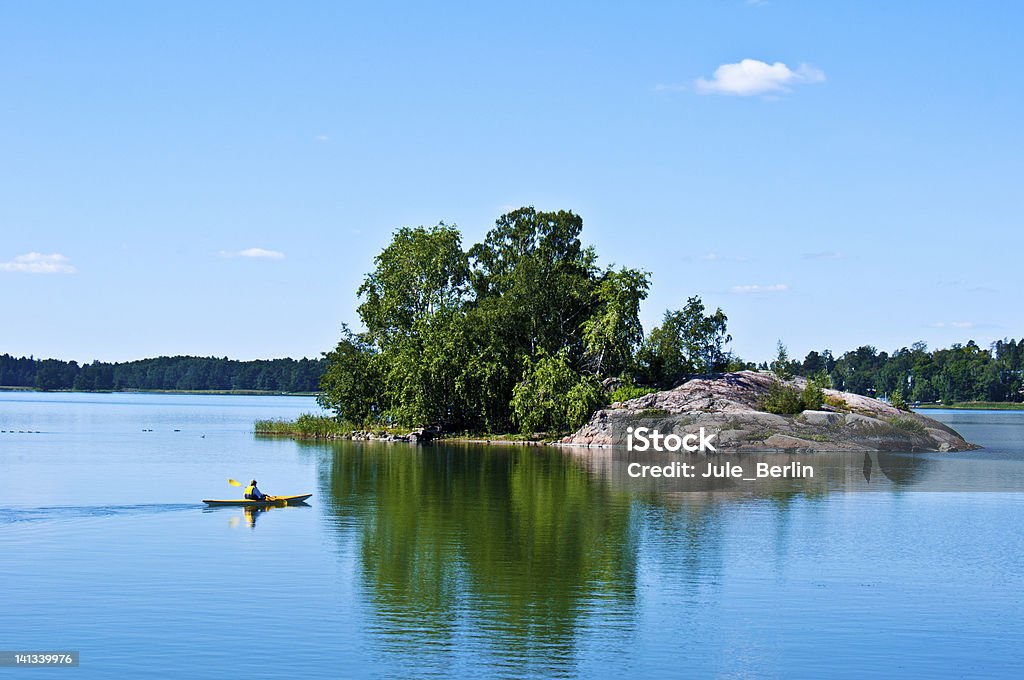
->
[202,494,312,507]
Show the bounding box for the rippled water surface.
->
[2,393,1023,678]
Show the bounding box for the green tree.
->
[468,207,598,360]
[357,224,469,345]
[637,296,732,388]
[348,224,474,427]
[832,345,884,395]
[510,350,604,434]
[770,341,794,380]
[318,325,380,424]
[580,266,650,376]
[890,386,909,410]
[678,296,731,373]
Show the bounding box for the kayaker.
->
[243,480,267,500]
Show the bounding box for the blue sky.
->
[1,1,1021,364]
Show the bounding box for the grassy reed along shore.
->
[253,414,546,442]
[254,414,357,438]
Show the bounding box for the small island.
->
[565,370,977,452]
[248,208,1007,451]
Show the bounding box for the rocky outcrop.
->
[564,371,976,452]
[348,427,439,443]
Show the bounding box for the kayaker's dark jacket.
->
[244,485,266,500]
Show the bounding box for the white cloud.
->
[701,252,749,262]
[0,252,77,274]
[731,283,789,294]
[802,250,844,260]
[931,321,974,329]
[220,248,286,259]
[696,59,825,96]
[315,134,329,142]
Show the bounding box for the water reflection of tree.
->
[316,442,640,675]
[306,442,933,674]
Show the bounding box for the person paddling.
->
[244,479,267,500]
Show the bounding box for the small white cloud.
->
[745,0,768,6]
[702,252,750,262]
[931,321,974,329]
[731,283,789,294]
[696,59,825,96]
[315,134,329,142]
[239,247,284,259]
[220,248,285,260]
[802,250,844,260]
[0,252,77,274]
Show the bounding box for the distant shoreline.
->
[0,386,319,397]
[914,402,1024,411]
[3,385,1021,411]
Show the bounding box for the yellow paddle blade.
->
[228,479,242,487]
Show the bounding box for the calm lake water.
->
[2,393,1023,678]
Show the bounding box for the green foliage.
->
[770,341,794,380]
[317,325,380,424]
[680,297,732,374]
[468,207,599,363]
[726,356,754,372]
[510,350,604,434]
[888,416,926,435]
[801,350,835,377]
[0,353,324,392]
[255,414,357,437]
[760,382,805,414]
[828,345,883,395]
[636,296,732,388]
[916,401,1024,410]
[809,370,832,389]
[318,207,651,431]
[801,381,824,411]
[580,267,651,376]
[608,382,658,404]
[356,224,469,346]
[890,386,909,411]
[760,378,824,415]
[824,394,849,410]
[794,338,1024,405]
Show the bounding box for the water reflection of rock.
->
[303,441,944,675]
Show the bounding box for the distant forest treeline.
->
[0,354,325,393]
[766,338,1024,404]
[2,338,1022,403]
